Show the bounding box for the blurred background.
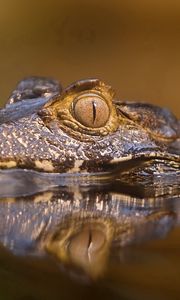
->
[0,0,180,117]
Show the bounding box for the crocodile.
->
[0,77,179,279]
[0,76,179,188]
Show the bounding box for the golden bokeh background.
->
[0,0,180,117]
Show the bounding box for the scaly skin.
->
[0,77,179,176]
[0,77,179,279]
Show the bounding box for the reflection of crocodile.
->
[0,186,178,278]
[0,77,179,186]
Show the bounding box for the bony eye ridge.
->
[73,93,110,128]
[38,79,119,138]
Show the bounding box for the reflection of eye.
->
[73,94,110,128]
[67,228,106,262]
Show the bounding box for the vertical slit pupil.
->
[92,100,97,123]
[88,230,92,249]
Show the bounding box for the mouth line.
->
[0,153,179,198]
[0,151,178,174]
[0,156,150,198]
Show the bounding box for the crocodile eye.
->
[73,94,110,128]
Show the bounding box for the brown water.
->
[0,229,180,300]
[0,1,180,299]
[1,233,180,300]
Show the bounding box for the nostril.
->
[34,86,49,95]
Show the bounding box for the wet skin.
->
[0,77,179,179]
[0,77,179,279]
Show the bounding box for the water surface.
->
[0,176,179,300]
